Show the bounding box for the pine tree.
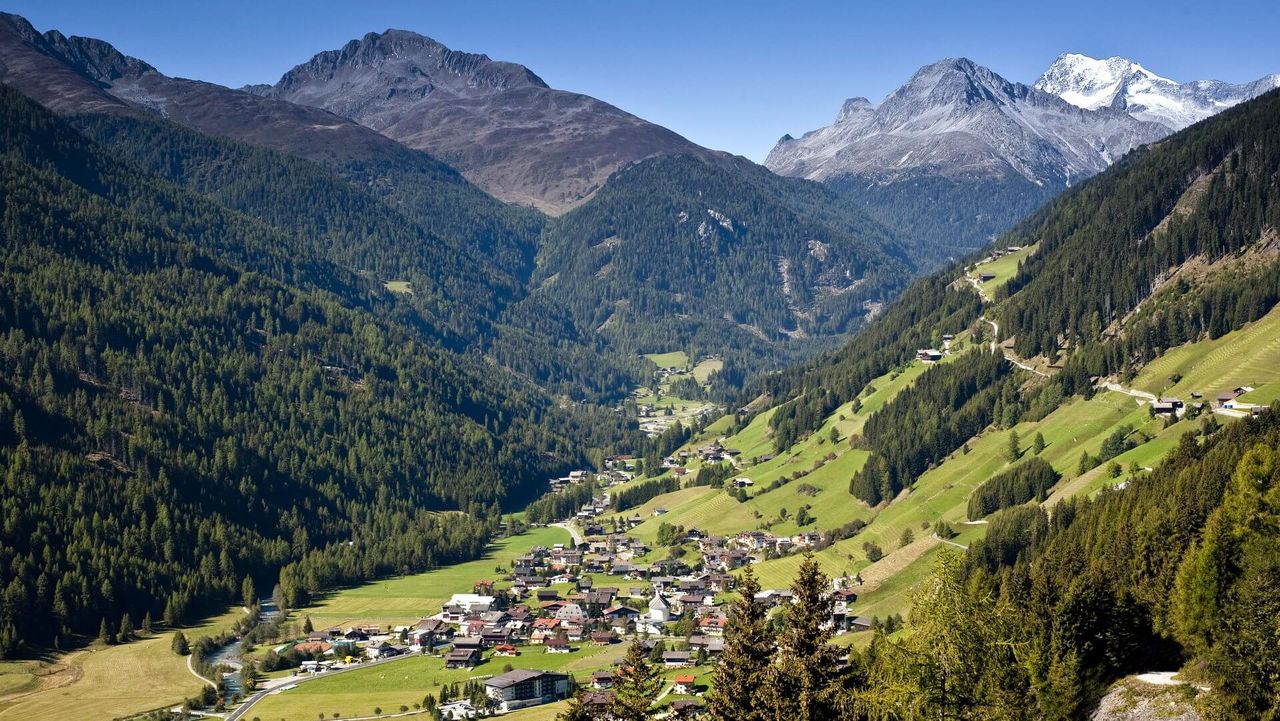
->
[761,554,845,721]
[241,575,256,609]
[141,611,153,634]
[706,566,772,721]
[610,638,663,721]
[556,694,597,721]
[303,615,314,634]
[171,630,190,656]
[118,612,134,642]
[1033,432,1045,455]
[98,618,112,645]
[1007,430,1021,463]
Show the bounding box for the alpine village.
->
[0,4,1279,721]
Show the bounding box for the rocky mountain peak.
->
[271,28,547,102]
[40,30,156,86]
[1035,52,1280,130]
[766,56,1164,186]
[836,96,875,122]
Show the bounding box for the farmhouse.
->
[484,669,570,712]
[916,349,944,362]
[662,651,693,667]
[673,674,697,695]
[444,648,480,669]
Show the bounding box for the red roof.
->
[674,674,696,684]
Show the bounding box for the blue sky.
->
[9,0,1279,161]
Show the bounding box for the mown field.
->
[1131,303,1280,404]
[294,526,572,630]
[972,243,1037,291]
[0,607,246,721]
[247,640,711,721]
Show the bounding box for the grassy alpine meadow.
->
[1131,302,1280,403]
[292,526,572,630]
[0,607,247,721]
[971,243,1037,291]
[246,641,633,721]
[642,350,690,369]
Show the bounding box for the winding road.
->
[552,521,584,546]
[981,317,1048,377]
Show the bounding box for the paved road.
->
[227,654,416,721]
[552,521,584,546]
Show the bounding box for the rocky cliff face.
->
[253,29,714,213]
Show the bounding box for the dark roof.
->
[484,669,567,689]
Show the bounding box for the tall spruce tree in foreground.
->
[611,638,663,721]
[858,551,1029,720]
[706,566,772,721]
[761,554,847,721]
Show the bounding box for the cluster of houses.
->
[689,442,741,464]
[1148,387,1264,419]
[283,515,879,717]
[547,469,595,493]
[981,245,1024,265]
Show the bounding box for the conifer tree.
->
[98,618,112,645]
[119,612,134,642]
[706,566,771,721]
[761,554,845,721]
[1007,430,1021,463]
[611,638,663,721]
[171,630,190,655]
[141,611,153,634]
[1032,432,1045,455]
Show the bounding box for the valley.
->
[0,6,1277,721]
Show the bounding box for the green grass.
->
[691,358,723,383]
[1131,302,1280,404]
[972,244,1037,291]
[383,280,413,295]
[248,641,633,721]
[643,351,689,369]
[0,607,247,721]
[294,527,571,629]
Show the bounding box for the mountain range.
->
[766,54,1278,262]
[2,9,1280,719]
[1036,52,1280,131]
[245,29,715,213]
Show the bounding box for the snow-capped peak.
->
[1035,53,1167,110]
[1036,53,1280,131]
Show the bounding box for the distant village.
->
[283,454,872,718]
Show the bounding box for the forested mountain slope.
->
[0,84,632,657]
[528,154,910,368]
[660,87,1280,720]
[765,88,1280,448]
